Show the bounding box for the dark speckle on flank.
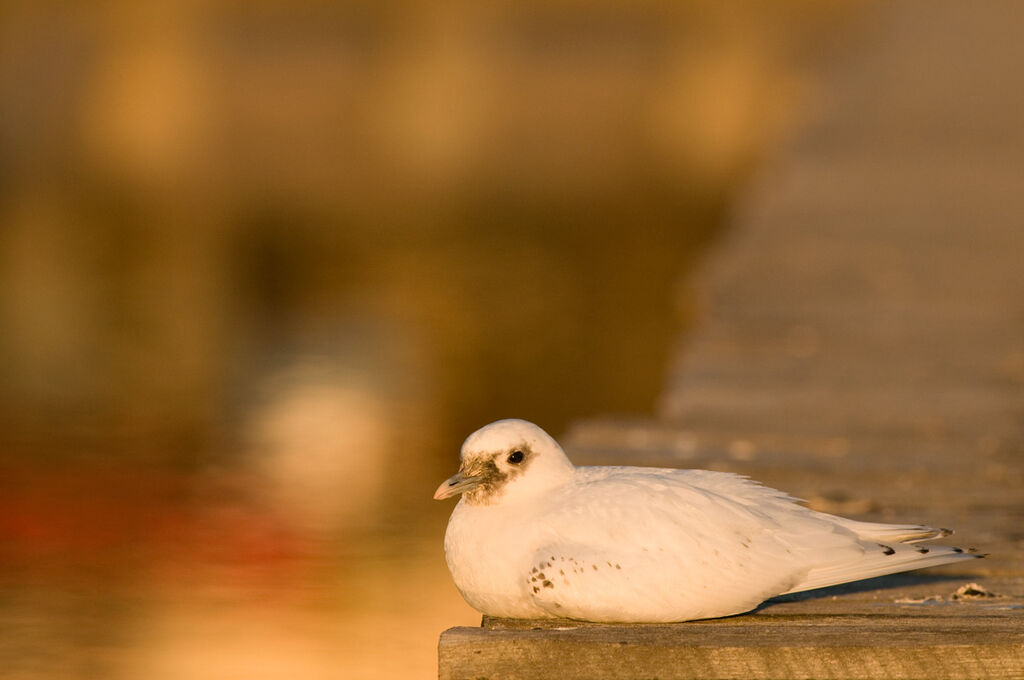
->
[879,544,895,555]
[592,564,598,571]
[542,580,553,588]
[532,586,539,593]
[615,563,621,570]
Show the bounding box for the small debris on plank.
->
[894,595,944,605]
[951,582,999,600]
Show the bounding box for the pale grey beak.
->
[433,471,483,500]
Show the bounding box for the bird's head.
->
[433,419,575,506]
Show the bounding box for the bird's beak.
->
[433,471,483,500]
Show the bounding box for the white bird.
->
[434,419,980,623]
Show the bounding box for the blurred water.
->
[0,2,853,678]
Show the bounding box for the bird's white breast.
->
[444,498,554,618]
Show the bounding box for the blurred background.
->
[0,1,857,678]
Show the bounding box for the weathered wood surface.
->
[439,1,1024,677]
[441,608,1024,680]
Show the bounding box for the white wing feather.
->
[523,467,975,621]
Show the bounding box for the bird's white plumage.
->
[435,419,979,622]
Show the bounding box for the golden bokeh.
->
[0,2,855,678]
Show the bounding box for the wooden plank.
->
[441,608,1024,680]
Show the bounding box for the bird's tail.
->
[825,517,952,543]
[782,520,982,595]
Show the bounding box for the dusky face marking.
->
[460,442,535,505]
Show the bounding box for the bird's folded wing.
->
[524,541,794,623]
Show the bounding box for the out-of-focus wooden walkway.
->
[439,1,1024,677]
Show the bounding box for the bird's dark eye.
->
[507,450,524,464]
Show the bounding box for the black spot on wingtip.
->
[952,547,963,553]
[916,547,930,554]
[879,544,896,555]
